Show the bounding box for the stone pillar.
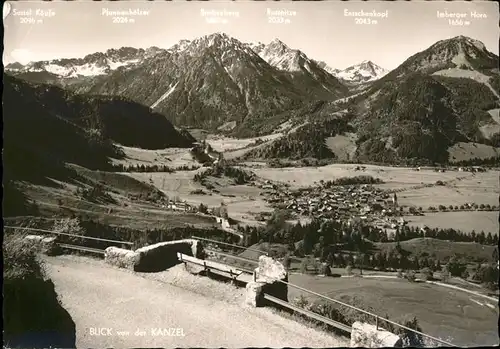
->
[245,281,266,307]
[351,321,403,348]
[190,239,205,259]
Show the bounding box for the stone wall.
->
[104,247,141,271]
[133,239,204,272]
[350,321,402,348]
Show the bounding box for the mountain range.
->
[5,33,500,165]
[315,60,388,84]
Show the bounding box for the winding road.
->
[44,256,346,348]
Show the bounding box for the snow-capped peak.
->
[168,39,191,53]
[180,32,256,58]
[257,38,310,72]
[6,47,166,78]
[333,61,388,83]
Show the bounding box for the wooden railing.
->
[191,237,459,347]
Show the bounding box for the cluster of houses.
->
[457,166,487,173]
[415,166,488,173]
[161,200,195,212]
[260,182,407,226]
[160,199,235,232]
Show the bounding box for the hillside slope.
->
[3,75,188,216]
[4,75,194,150]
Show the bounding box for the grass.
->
[253,164,481,189]
[128,171,272,226]
[109,144,199,169]
[404,211,499,235]
[287,273,498,347]
[396,171,499,207]
[324,133,358,162]
[20,175,218,231]
[374,238,497,263]
[71,164,161,195]
[4,230,45,281]
[448,142,500,163]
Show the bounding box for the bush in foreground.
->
[4,231,76,348]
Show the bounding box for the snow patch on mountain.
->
[257,39,305,72]
[107,58,140,70]
[335,60,388,83]
[6,47,165,79]
[151,82,179,109]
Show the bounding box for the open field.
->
[221,122,307,160]
[21,182,218,230]
[396,172,499,207]
[252,163,478,189]
[448,142,500,162]
[206,133,283,153]
[405,211,498,235]
[288,273,499,347]
[374,238,497,262]
[109,145,199,169]
[325,133,358,162]
[126,171,272,226]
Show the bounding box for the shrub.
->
[293,295,310,310]
[420,267,434,281]
[320,263,332,276]
[441,270,451,283]
[406,270,417,282]
[53,217,85,245]
[283,254,292,270]
[300,260,308,274]
[4,231,45,280]
[395,316,425,347]
[447,259,467,277]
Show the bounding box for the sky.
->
[3,1,499,70]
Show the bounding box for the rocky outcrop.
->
[351,321,402,348]
[246,256,288,307]
[24,235,60,256]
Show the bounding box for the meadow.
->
[287,273,499,347]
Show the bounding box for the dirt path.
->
[43,256,347,348]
